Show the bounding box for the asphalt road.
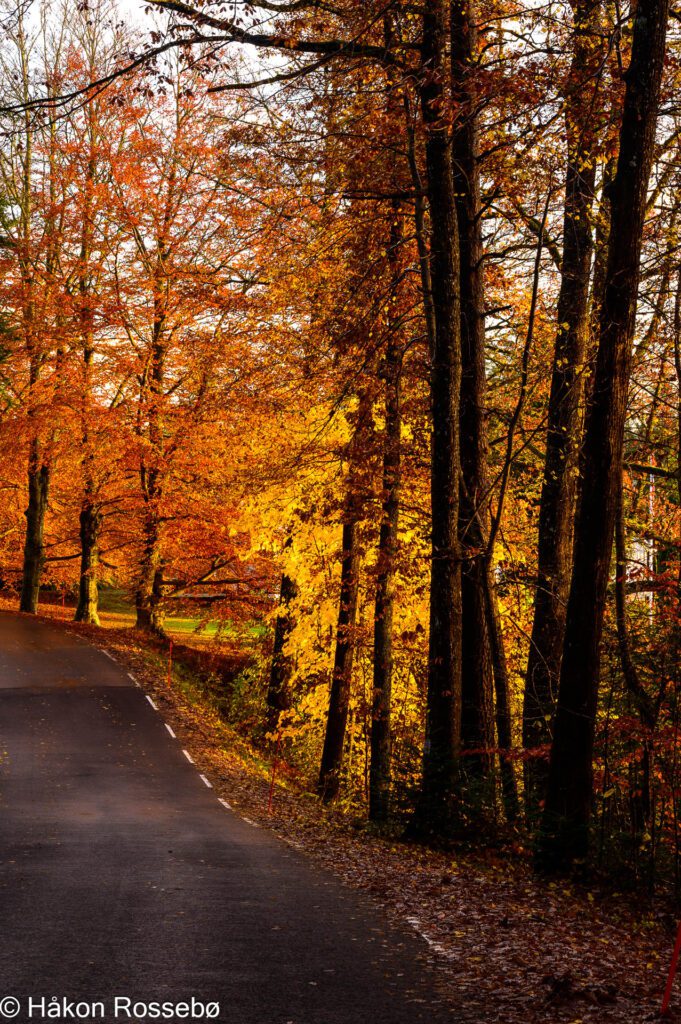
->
[0,612,454,1024]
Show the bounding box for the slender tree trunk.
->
[369,22,404,822]
[318,382,373,802]
[415,0,464,836]
[136,275,167,635]
[538,0,669,871]
[451,0,520,821]
[451,0,495,798]
[267,558,298,732]
[20,436,49,614]
[588,157,616,348]
[15,17,47,617]
[370,219,403,822]
[405,98,436,355]
[614,475,654,834]
[318,520,361,802]
[75,143,101,627]
[523,0,604,818]
[674,265,681,601]
[75,397,102,626]
[481,569,520,821]
[482,199,550,826]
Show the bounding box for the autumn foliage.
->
[2,0,681,886]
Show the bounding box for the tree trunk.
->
[135,519,164,636]
[369,18,406,825]
[451,0,496,798]
[370,240,403,821]
[318,520,361,802]
[538,0,669,872]
[587,157,616,348]
[75,142,101,627]
[614,475,654,834]
[415,0,464,837]
[481,568,520,822]
[20,440,50,614]
[136,277,166,635]
[266,559,298,732]
[317,374,374,803]
[75,501,101,625]
[674,264,681,600]
[524,0,603,817]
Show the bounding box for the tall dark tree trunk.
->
[75,501,101,625]
[136,514,164,635]
[369,21,404,822]
[75,148,101,627]
[369,212,403,823]
[415,0,464,836]
[524,0,603,817]
[136,276,167,636]
[16,62,49,617]
[318,520,361,802]
[75,273,101,625]
[318,383,373,803]
[538,0,669,872]
[451,0,495,797]
[267,559,298,732]
[20,437,50,614]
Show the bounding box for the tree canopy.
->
[2,0,681,885]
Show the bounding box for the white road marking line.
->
[127,673,137,683]
[199,774,212,788]
[219,798,232,811]
[241,816,260,828]
[100,649,116,662]
[183,749,194,764]
[165,723,176,739]
[282,837,303,850]
[405,918,456,960]
[146,695,158,710]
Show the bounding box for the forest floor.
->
[9,601,679,1024]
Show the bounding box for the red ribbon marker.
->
[661,920,681,1015]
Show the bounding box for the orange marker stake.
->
[661,920,681,1015]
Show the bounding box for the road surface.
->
[0,612,454,1024]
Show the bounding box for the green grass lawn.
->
[165,616,222,637]
[32,586,263,646]
[97,587,223,639]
